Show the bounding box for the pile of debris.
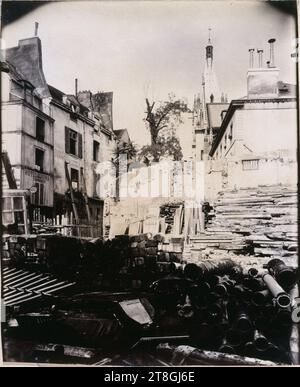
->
[4,257,297,365]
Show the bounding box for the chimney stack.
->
[248,49,255,68]
[34,22,39,37]
[257,49,263,68]
[268,38,276,67]
[75,78,78,98]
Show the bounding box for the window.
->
[32,182,45,206]
[71,168,79,190]
[70,111,78,122]
[35,148,44,172]
[36,117,45,142]
[69,130,77,155]
[242,159,259,171]
[200,150,204,161]
[2,196,26,225]
[65,127,83,158]
[93,140,100,162]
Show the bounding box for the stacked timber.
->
[159,203,184,235]
[188,185,297,267]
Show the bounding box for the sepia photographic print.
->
[0,0,299,370]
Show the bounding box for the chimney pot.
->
[257,49,264,68]
[268,38,276,67]
[75,78,78,98]
[34,22,39,37]
[248,48,255,68]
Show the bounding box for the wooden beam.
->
[64,162,79,223]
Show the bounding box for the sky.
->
[1,1,297,146]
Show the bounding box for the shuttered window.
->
[65,127,82,158]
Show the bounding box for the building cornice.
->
[50,98,95,126]
[2,99,54,122]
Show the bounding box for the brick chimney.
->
[247,39,279,99]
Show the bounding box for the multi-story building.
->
[1,35,121,236]
[206,41,297,200]
[1,39,54,224]
[49,86,117,233]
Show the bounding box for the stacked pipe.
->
[128,234,185,289]
[149,258,297,363]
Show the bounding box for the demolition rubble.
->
[2,188,298,365]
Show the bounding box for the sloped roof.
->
[48,85,90,117]
[114,129,131,144]
[278,81,297,97]
[207,103,230,129]
[48,84,65,102]
[4,37,50,98]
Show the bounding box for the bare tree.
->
[142,94,188,162]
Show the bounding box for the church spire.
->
[202,28,221,105]
[208,27,211,44]
[206,28,213,65]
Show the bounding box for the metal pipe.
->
[184,263,201,281]
[275,309,292,326]
[4,273,39,287]
[156,343,281,366]
[252,289,271,306]
[243,341,256,357]
[214,283,228,297]
[226,329,242,347]
[254,330,270,352]
[5,294,41,307]
[246,277,266,292]
[3,271,29,283]
[6,274,44,288]
[219,338,236,355]
[267,258,297,290]
[235,311,253,333]
[248,267,259,278]
[263,273,291,309]
[3,269,23,280]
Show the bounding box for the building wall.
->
[239,102,297,156]
[213,101,297,160]
[176,112,195,160]
[52,103,87,195]
[2,101,54,207]
[51,102,116,203]
[206,100,298,201]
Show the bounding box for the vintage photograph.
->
[0,0,299,367]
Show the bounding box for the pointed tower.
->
[203,28,221,104]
